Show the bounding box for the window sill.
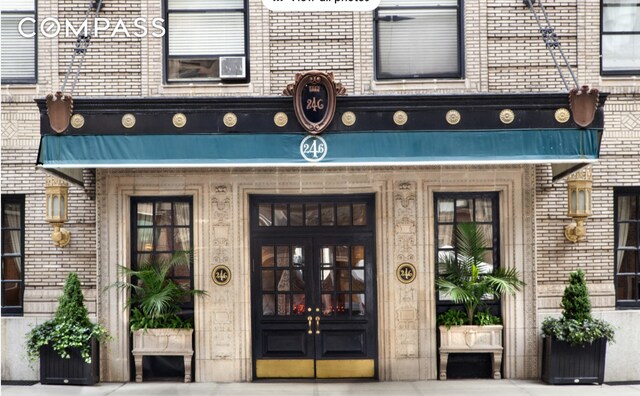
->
[1,84,40,103]
[159,82,255,96]
[371,79,469,92]
[598,76,640,93]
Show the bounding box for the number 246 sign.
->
[300,135,328,162]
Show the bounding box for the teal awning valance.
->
[38,129,600,183]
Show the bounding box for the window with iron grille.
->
[131,197,194,309]
[1,0,36,84]
[375,0,463,80]
[165,0,247,82]
[434,192,500,311]
[601,0,640,75]
[2,195,25,316]
[615,188,640,308]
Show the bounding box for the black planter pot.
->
[541,336,607,385]
[40,338,99,385]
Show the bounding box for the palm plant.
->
[112,251,206,331]
[436,223,524,325]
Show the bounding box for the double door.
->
[250,196,377,379]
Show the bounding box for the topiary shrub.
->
[26,272,109,364]
[561,270,591,322]
[542,269,614,346]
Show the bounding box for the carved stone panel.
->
[209,184,234,360]
[393,181,419,359]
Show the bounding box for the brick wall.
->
[268,12,355,94]
[0,147,97,314]
[487,0,578,92]
[57,0,143,96]
[535,93,640,307]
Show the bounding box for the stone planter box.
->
[438,325,503,380]
[132,328,194,383]
[40,338,99,385]
[541,336,606,385]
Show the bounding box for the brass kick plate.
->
[316,359,375,378]
[256,359,314,378]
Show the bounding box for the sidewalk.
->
[2,380,640,396]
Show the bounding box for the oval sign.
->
[292,71,338,135]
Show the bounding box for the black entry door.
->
[250,195,377,379]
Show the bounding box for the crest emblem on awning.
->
[283,71,346,135]
[46,92,73,134]
[569,86,599,128]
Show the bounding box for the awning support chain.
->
[60,1,104,95]
[523,0,579,91]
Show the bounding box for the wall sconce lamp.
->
[564,166,592,243]
[45,176,71,247]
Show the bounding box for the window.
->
[434,193,499,307]
[1,0,36,83]
[256,201,368,227]
[601,0,640,75]
[2,195,25,316]
[131,197,194,308]
[165,0,247,82]
[375,0,463,79]
[615,189,640,308]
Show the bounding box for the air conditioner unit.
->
[219,56,246,79]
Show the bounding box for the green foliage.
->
[474,310,502,326]
[438,309,502,328]
[561,269,591,322]
[541,269,615,346]
[110,251,206,332]
[26,273,109,364]
[542,317,615,346]
[437,309,467,328]
[435,223,525,325]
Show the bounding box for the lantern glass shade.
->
[567,179,592,218]
[45,186,68,224]
[53,196,60,217]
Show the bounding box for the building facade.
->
[2,0,639,383]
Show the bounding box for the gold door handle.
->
[307,316,313,334]
[315,316,320,334]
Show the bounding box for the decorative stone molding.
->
[424,166,536,379]
[393,181,419,360]
[209,183,234,360]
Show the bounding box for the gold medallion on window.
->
[396,262,416,284]
[212,265,231,286]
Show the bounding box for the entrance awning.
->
[35,93,607,185]
[38,128,600,184]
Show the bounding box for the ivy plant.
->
[26,273,109,364]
